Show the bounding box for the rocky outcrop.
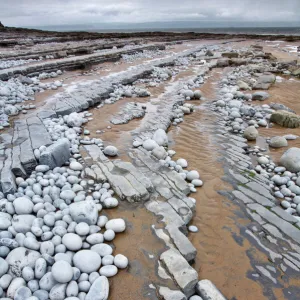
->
[84,145,153,202]
[0,44,166,80]
[110,102,146,125]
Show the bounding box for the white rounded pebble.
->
[176,158,188,168]
[62,233,83,251]
[13,197,34,214]
[105,219,126,233]
[73,250,101,273]
[191,179,203,187]
[101,255,114,266]
[103,197,119,208]
[114,254,128,269]
[103,146,118,157]
[75,223,90,236]
[188,225,198,232]
[99,265,118,277]
[97,216,108,227]
[91,243,113,257]
[103,229,115,241]
[51,260,73,283]
[186,170,200,181]
[70,161,84,171]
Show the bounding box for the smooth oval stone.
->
[66,281,79,297]
[105,219,126,233]
[78,280,91,292]
[14,286,32,300]
[102,255,114,266]
[39,272,58,291]
[75,223,90,236]
[91,244,113,257]
[97,216,108,228]
[33,290,49,300]
[0,274,12,289]
[0,257,9,277]
[88,272,99,284]
[24,237,40,250]
[13,197,34,215]
[188,225,199,232]
[176,158,188,168]
[52,261,73,283]
[103,197,119,208]
[35,258,47,279]
[86,233,104,245]
[62,233,83,251]
[73,250,101,274]
[103,229,115,241]
[99,265,118,277]
[70,162,83,171]
[103,146,118,157]
[114,254,128,269]
[28,279,39,292]
[22,266,35,281]
[186,170,200,181]
[49,283,67,300]
[7,277,26,298]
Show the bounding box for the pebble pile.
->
[214,58,300,220]
[0,154,128,300]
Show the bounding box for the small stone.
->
[187,171,200,181]
[269,136,288,148]
[99,265,118,277]
[73,250,101,273]
[51,261,73,283]
[70,161,83,171]
[105,219,126,233]
[103,146,118,157]
[114,254,128,269]
[188,226,198,233]
[243,126,258,141]
[62,233,83,251]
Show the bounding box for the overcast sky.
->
[1,0,300,27]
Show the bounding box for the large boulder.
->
[280,147,300,172]
[39,138,70,169]
[270,110,300,128]
[243,126,258,141]
[6,247,41,277]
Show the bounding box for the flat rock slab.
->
[0,148,16,195]
[160,248,198,297]
[84,145,153,202]
[196,280,226,300]
[27,116,52,149]
[247,203,300,245]
[158,286,187,300]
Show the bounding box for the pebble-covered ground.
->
[0,30,300,300]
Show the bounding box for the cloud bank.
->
[0,0,299,27]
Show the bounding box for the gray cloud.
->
[0,0,299,27]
